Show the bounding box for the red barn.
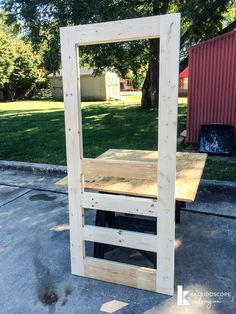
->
[179,67,188,96]
[187,31,236,145]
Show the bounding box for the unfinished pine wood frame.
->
[60,13,180,296]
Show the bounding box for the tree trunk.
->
[3,86,14,101]
[141,38,160,109]
[141,0,170,109]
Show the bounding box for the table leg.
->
[175,201,185,224]
[93,210,115,258]
[94,202,184,263]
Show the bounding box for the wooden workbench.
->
[57,149,207,203]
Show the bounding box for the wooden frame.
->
[60,13,180,296]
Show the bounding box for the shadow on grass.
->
[0,109,66,164]
[0,102,187,164]
[82,104,159,158]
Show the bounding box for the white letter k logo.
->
[177,285,190,305]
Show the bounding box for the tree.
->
[0,12,15,87]
[0,11,45,100]
[3,0,235,106]
[7,40,45,99]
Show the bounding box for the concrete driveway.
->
[0,166,235,314]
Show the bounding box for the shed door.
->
[107,76,119,98]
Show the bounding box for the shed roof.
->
[48,67,106,78]
[179,67,188,78]
[188,30,236,51]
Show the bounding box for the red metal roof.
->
[179,67,188,78]
[187,30,236,145]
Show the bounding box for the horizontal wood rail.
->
[83,225,157,252]
[84,257,156,291]
[82,158,157,180]
[62,16,161,46]
[82,192,158,217]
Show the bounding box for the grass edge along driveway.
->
[0,97,235,182]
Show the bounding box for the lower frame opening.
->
[85,241,157,269]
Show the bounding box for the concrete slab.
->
[188,185,236,217]
[0,169,66,193]
[0,185,31,207]
[0,169,235,314]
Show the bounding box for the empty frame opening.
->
[78,39,159,158]
[85,241,157,269]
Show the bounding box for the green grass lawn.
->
[0,95,235,181]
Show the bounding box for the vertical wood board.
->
[60,29,85,276]
[156,14,180,295]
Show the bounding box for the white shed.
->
[48,68,120,101]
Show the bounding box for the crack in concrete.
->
[0,189,32,208]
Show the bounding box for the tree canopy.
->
[0,11,45,100]
[2,0,235,105]
[0,12,15,86]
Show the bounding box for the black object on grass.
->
[199,124,233,155]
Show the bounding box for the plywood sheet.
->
[57,149,207,202]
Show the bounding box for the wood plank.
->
[155,13,180,295]
[82,192,158,217]
[97,149,206,163]
[82,158,157,180]
[57,151,207,202]
[60,28,85,276]
[96,150,207,202]
[83,225,157,252]
[61,15,162,46]
[84,257,156,292]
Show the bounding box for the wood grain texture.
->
[82,192,158,217]
[60,13,188,296]
[60,28,85,276]
[156,13,180,295]
[84,257,156,291]
[60,15,161,46]
[82,158,157,180]
[57,150,207,202]
[83,225,157,252]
